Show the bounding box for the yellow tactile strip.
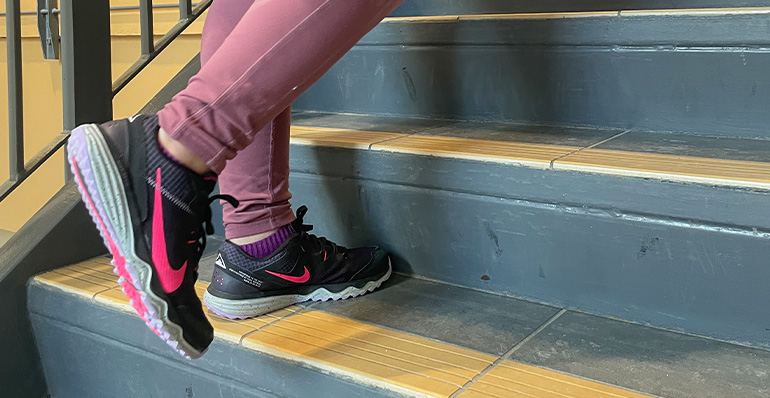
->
[383,7,770,23]
[36,258,300,342]
[290,125,770,189]
[459,361,649,398]
[290,125,407,149]
[290,125,577,168]
[244,310,495,397]
[372,135,577,167]
[34,260,650,398]
[554,148,770,189]
[35,258,117,298]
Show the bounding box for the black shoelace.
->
[292,205,347,258]
[191,193,239,258]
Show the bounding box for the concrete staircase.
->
[12,3,770,398]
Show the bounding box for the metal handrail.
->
[0,3,202,17]
[114,0,211,95]
[0,0,211,202]
[5,0,23,201]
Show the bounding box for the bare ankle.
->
[231,227,282,246]
[158,127,212,174]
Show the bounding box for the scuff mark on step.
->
[638,235,660,259]
[484,221,503,257]
[402,67,418,101]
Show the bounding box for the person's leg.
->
[67,0,403,358]
[219,108,294,243]
[200,0,295,243]
[157,0,404,174]
[176,0,402,319]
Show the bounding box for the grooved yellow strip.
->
[35,271,113,297]
[383,7,770,23]
[293,125,770,188]
[194,281,302,342]
[245,311,495,397]
[290,126,407,149]
[84,256,116,267]
[58,258,114,275]
[34,260,299,342]
[619,7,770,16]
[460,360,649,398]
[274,313,490,376]
[372,135,577,166]
[93,280,301,342]
[299,311,494,369]
[555,148,770,187]
[94,287,131,308]
[35,259,117,297]
[385,11,618,22]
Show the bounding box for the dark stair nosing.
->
[391,1,770,16]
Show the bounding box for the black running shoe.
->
[67,115,236,359]
[203,206,391,319]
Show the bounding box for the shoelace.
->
[191,194,239,257]
[292,205,347,257]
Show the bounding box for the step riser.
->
[29,285,402,398]
[289,146,770,229]
[297,48,770,138]
[366,14,770,47]
[0,186,106,398]
[287,146,770,348]
[393,1,770,16]
[294,13,770,138]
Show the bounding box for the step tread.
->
[33,260,654,398]
[387,7,770,22]
[291,112,770,189]
[33,259,770,398]
[557,147,770,185]
[466,361,650,398]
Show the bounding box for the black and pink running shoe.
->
[67,115,235,359]
[203,206,391,319]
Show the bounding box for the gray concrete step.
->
[28,261,770,398]
[281,112,770,350]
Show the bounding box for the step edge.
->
[288,131,770,192]
[240,339,441,398]
[383,7,770,23]
[30,267,650,398]
[552,162,770,191]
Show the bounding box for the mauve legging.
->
[157,0,403,239]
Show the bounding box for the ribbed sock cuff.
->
[239,224,292,258]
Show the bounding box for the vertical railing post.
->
[60,0,113,133]
[180,0,193,20]
[139,0,155,55]
[6,0,24,181]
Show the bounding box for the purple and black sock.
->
[239,225,292,258]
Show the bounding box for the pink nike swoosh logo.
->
[152,168,187,293]
[265,266,311,284]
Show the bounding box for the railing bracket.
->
[37,0,60,59]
